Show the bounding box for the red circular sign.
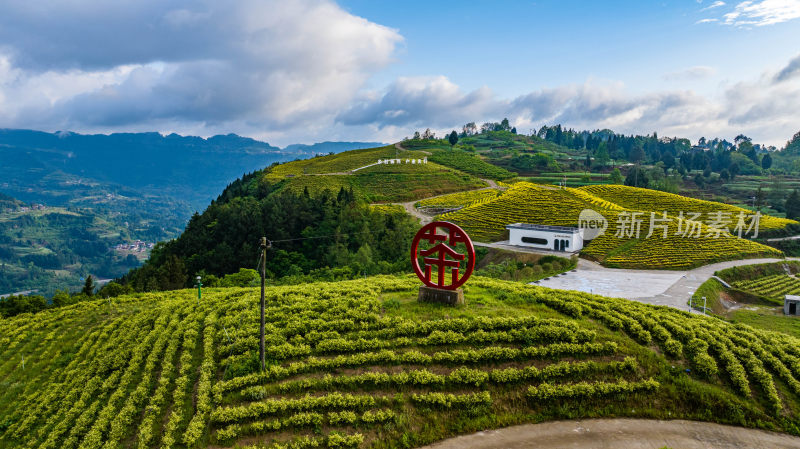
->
[410,221,475,290]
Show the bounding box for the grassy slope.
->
[264,146,487,203]
[691,277,800,338]
[436,182,782,269]
[3,276,800,448]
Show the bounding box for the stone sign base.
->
[418,285,464,306]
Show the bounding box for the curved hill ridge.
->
[3,275,800,448]
[581,184,797,231]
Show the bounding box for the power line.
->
[269,230,378,243]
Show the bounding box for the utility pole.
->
[259,237,271,371]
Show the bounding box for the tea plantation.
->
[3,275,800,448]
[433,182,789,269]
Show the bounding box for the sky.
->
[0,0,798,147]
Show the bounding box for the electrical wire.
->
[268,229,377,243]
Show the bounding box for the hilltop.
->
[3,275,800,448]
[117,141,525,291]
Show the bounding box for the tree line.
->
[118,174,419,293]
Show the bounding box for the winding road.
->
[421,419,800,449]
[393,179,504,225]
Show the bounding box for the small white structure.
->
[506,223,583,252]
[785,295,800,316]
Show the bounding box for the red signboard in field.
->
[410,221,475,290]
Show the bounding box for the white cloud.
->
[0,0,797,149]
[774,53,800,82]
[723,0,800,26]
[335,56,800,147]
[663,66,717,80]
[0,0,402,132]
[701,1,727,11]
[338,76,501,128]
[695,18,719,23]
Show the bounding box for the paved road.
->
[536,257,797,311]
[0,289,38,299]
[422,419,800,449]
[767,235,800,241]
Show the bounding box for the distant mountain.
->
[283,141,383,154]
[0,129,381,209]
[0,129,282,208]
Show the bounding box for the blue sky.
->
[0,0,798,146]
[341,1,798,96]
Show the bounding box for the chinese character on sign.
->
[411,221,475,290]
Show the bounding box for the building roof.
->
[505,223,581,234]
[786,295,800,302]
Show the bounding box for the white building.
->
[785,295,800,316]
[506,223,583,252]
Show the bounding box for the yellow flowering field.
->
[439,182,784,269]
[581,185,797,231]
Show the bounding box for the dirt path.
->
[422,419,800,449]
[398,200,434,225]
[390,178,504,226]
[394,141,431,155]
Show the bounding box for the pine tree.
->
[448,130,458,147]
[82,275,95,297]
[786,190,800,220]
[762,152,773,170]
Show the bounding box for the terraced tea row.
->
[733,275,800,300]
[416,189,501,210]
[3,276,800,448]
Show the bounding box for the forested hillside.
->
[0,129,378,209]
[122,183,418,291]
[0,194,151,296]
